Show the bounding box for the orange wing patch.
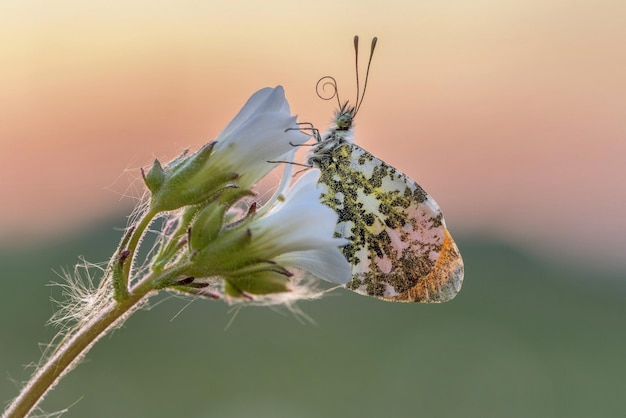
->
[388,227,463,303]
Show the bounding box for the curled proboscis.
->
[315,76,341,107]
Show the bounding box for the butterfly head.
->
[335,102,355,131]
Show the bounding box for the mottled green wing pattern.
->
[313,141,464,303]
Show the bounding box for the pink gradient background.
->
[1,1,625,271]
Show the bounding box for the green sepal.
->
[152,171,239,212]
[152,206,199,272]
[225,270,291,296]
[229,261,293,279]
[223,261,293,296]
[223,280,246,298]
[189,203,227,251]
[187,186,256,253]
[169,142,215,176]
[142,159,165,193]
[219,188,256,208]
[147,142,244,212]
[187,228,253,277]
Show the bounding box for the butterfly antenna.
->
[354,36,378,117]
[353,36,361,114]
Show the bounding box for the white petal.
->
[209,111,308,189]
[233,112,307,159]
[276,247,351,284]
[252,200,340,253]
[267,169,321,214]
[281,170,321,203]
[217,86,288,141]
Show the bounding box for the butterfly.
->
[308,36,464,303]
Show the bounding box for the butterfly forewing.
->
[309,36,463,302]
[313,141,463,303]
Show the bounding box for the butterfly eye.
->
[337,114,352,130]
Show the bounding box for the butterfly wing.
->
[315,141,464,302]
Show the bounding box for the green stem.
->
[114,207,159,300]
[152,207,197,272]
[3,275,157,418]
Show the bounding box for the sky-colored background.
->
[1,0,625,272]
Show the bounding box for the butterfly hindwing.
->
[313,140,463,303]
[308,35,463,302]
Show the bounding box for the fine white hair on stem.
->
[48,258,110,331]
[43,260,110,361]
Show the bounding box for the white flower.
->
[207,86,310,190]
[247,170,351,284]
[152,87,351,298]
[145,86,310,211]
[184,169,351,297]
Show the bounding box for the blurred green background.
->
[1,217,624,417]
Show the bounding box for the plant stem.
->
[3,275,156,418]
[115,207,159,299]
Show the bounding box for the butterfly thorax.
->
[308,103,355,165]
